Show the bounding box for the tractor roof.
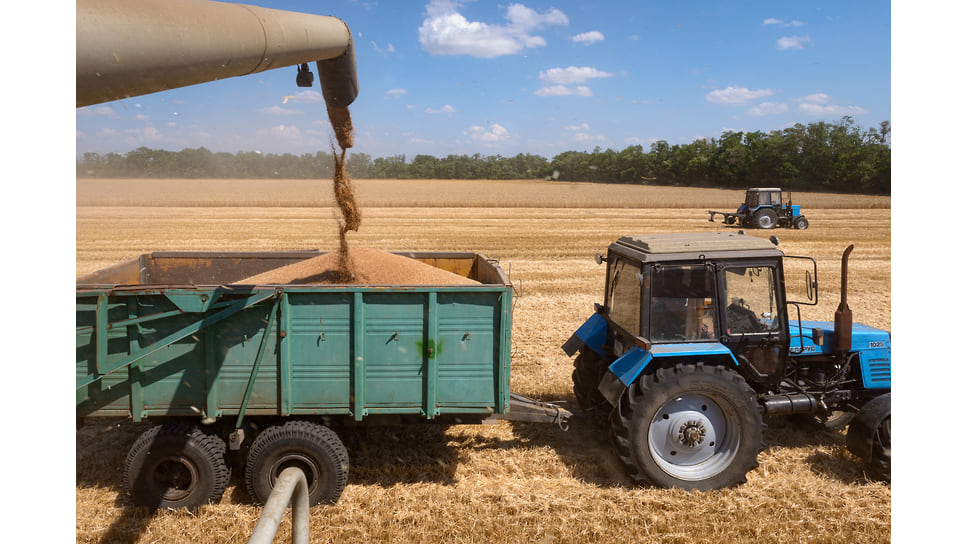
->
[610,232,784,262]
[748,187,782,192]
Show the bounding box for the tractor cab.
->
[742,188,789,212]
[563,232,801,404]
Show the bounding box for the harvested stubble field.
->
[76,178,891,544]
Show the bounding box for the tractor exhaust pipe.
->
[76,0,359,109]
[833,245,854,354]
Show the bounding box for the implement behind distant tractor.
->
[707,188,809,230]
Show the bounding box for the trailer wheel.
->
[572,347,610,411]
[123,423,231,510]
[246,421,349,506]
[610,363,764,490]
[755,209,778,229]
[794,216,809,230]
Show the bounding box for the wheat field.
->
[76,178,891,543]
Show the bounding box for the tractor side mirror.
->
[783,255,819,306]
[595,253,606,265]
[804,270,815,302]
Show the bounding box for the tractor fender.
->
[597,343,738,407]
[845,392,891,462]
[562,312,608,358]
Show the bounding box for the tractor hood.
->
[789,321,891,389]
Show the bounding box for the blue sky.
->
[75,0,891,160]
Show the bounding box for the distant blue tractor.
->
[707,188,809,229]
[563,232,889,490]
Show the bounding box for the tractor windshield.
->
[723,266,781,335]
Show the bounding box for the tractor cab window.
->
[723,266,781,335]
[749,190,781,207]
[648,265,716,342]
[606,257,641,335]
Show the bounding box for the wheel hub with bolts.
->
[678,420,707,448]
[649,394,732,475]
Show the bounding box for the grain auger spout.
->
[76,0,359,126]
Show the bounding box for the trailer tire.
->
[123,423,231,510]
[572,347,610,411]
[246,421,349,506]
[755,209,778,229]
[610,363,764,490]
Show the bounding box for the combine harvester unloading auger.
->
[78,0,363,275]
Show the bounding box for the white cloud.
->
[794,94,868,116]
[571,30,604,45]
[705,86,774,105]
[425,104,457,114]
[95,127,120,138]
[77,105,117,118]
[764,18,806,27]
[258,105,302,115]
[385,88,408,99]
[777,35,812,50]
[748,102,789,116]
[258,125,303,140]
[371,41,396,55]
[141,127,164,142]
[534,85,593,97]
[467,123,510,142]
[539,66,615,85]
[418,0,568,58]
[798,93,829,104]
[281,90,322,104]
[535,66,612,97]
[564,123,590,131]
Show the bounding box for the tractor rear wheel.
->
[610,363,764,490]
[245,420,349,506]
[572,347,610,411]
[755,209,778,229]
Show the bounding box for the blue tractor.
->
[707,188,809,229]
[563,232,889,490]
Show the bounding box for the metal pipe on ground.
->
[247,467,310,544]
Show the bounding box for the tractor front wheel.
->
[610,363,764,490]
[794,216,809,230]
[846,394,891,483]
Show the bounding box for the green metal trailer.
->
[76,250,568,509]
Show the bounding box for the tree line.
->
[77,117,890,194]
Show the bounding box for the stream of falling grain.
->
[327,105,360,282]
